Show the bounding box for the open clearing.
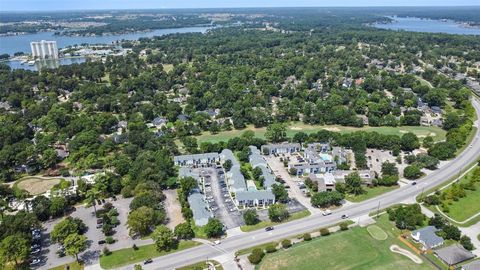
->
[15,177,62,195]
[196,123,446,144]
[367,225,388,240]
[258,216,433,270]
[163,189,186,229]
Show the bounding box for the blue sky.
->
[1,0,478,11]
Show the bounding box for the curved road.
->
[131,98,480,270]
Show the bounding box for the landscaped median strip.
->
[99,240,201,269]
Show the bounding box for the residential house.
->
[461,260,480,270]
[235,190,275,208]
[434,244,475,266]
[411,226,445,250]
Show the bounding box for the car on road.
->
[265,226,274,231]
[213,240,221,245]
[411,181,417,185]
[341,214,349,219]
[322,210,332,216]
[144,258,153,264]
[98,240,106,245]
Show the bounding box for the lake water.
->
[0,26,213,55]
[5,57,86,71]
[374,17,480,35]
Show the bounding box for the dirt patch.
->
[429,132,436,137]
[399,130,408,134]
[290,127,303,131]
[164,189,186,229]
[324,127,341,132]
[390,245,423,264]
[16,177,61,195]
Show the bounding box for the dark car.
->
[144,258,153,265]
[412,181,417,185]
[265,226,274,232]
[98,240,106,245]
[341,214,349,219]
[96,219,103,224]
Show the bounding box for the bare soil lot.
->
[163,189,186,229]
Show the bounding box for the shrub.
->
[103,247,111,256]
[132,244,138,250]
[265,244,277,253]
[340,222,349,231]
[303,233,312,241]
[320,228,330,236]
[281,239,292,248]
[248,248,265,264]
[105,236,115,244]
[134,264,143,270]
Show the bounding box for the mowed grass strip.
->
[240,210,311,232]
[346,185,399,203]
[367,225,388,240]
[196,123,446,144]
[258,216,433,270]
[99,241,201,269]
[442,167,480,222]
[177,260,223,270]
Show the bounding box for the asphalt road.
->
[125,98,480,270]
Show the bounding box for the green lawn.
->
[258,215,434,270]
[367,225,388,240]
[346,185,399,203]
[99,241,201,269]
[49,262,84,270]
[240,210,311,232]
[196,123,446,144]
[441,167,480,222]
[177,260,224,270]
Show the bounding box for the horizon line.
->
[2,5,480,13]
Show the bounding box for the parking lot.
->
[32,197,134,270]
[199,167,244,229]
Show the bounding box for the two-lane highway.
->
[126,98,480,270]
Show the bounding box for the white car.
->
[213,240,221,245]
[322,210,332,216]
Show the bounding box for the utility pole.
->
[376,201,380,219]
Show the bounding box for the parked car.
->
[265,226,274,232]
[96,219,103,224]
[96,224,103,229]
[30,259,42,266]
[98,240,106,245]
[144,259,153,265]
[31,248,41,254]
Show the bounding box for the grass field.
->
[367,225,388,240]
[258,215,434,270]
[99,241,201,269]
[440,166,480,222]
[196,123,446,144]
[15,176,62,195]
[240,210,311,232]
[346,186,399,203]
[177,260,223,270]
[49,262,84,270]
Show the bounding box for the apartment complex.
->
[30,40,59,59]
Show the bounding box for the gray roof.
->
[174,153,220,163]
[434,244,475,265]
[235,190,275,201]
[249,146,276,189]
[262,143,301,150]
[178,167,200,181]
[462,260,480,270]
[411,226,444,249]
[187,192,212,226]
[221,149,246,192]
[152,117,168,126]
